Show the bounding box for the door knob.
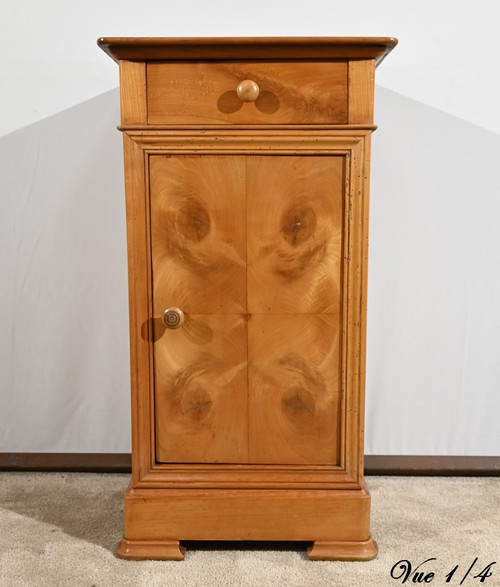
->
[162,307,185,329]
[236,79,260,102]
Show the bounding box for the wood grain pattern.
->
[151,155,248,463]
[150,155,246,314]
[247,156,344,314]
[147,62,347,125]
[154,314,248,463]
[122,485,373,542]
[348,60,375,124]
[151,154,345,465]
[119,61,147,125]
[121,133,154,483]
[343,136,370,486]
[248,314,340,464]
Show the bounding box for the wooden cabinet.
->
[98,36,397,561]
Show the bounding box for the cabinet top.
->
[97,37,397,66]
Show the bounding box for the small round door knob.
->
[162,307,185,329]
[236,79,260,102]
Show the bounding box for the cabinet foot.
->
[307,537,378,561]
[115,538,186,560]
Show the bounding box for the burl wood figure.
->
[98,36,397,561]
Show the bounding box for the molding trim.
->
[122,127,372,155]
[97,36,398,66]
[0,453,132,473]
[0,454,499,476]
[365,455,500,476]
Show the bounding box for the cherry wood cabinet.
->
[98,36,397,561]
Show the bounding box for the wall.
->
[1,0,499,455]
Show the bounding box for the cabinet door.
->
[247,157,343,464]
[151,156,249,463]
[150,154,344,465]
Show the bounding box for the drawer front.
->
[147,61,348,125]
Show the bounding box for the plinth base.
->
[115,482,377,561]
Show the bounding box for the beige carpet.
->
[0,473,499,586]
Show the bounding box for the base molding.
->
[364,455,500,476]
[307,537,378,561]
[1,453,499,476]
[0,452,131,473]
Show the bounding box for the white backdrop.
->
[1,0,499,455]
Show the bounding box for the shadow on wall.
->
[0,86,499,456]
[366,86,500,456]
[0,89,131,453]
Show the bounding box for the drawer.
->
[146,61,348,125]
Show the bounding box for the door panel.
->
[151,154,344,465]
[151,155,248,463]
[247,156,344,314]
[154,314,248,463]
[248,313,341,465]
[150,155,247,314]
[246,156,343,464]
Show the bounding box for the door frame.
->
[121,127,373,491]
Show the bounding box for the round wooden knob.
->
[236,79,260,102]
[162,308,185,329]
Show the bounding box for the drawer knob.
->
[236,79,260,102]
[162,307,185,329]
